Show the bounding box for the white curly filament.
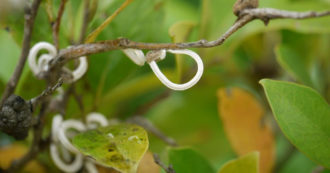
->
[122,49,204,91]
[50,144,84,173]
[28,42,57,76]
[122,49,146,66]
[86,112,109,129]
[58,120,86,154]
[148,49,204,91]
[28,42,88,82]
[51,113,110,173]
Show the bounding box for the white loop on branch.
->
[122,48,146,66]
[86,112,109,129]
[51,115,63,142]
[70,56,88,83]
[50,115,84,172]
[85,160,98,173]
[28,42,88,82]
[58,120,87,154]
[51,113,109,173]
[28,42,57,76]
[50,144,84,173]
[148,49,204,91]
[122,49,204,91]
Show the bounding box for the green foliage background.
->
[0,0,329,172]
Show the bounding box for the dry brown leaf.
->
[217,88,275,173]
[0,144,45,173]
[137,151,160,173]
[97,165,121,173]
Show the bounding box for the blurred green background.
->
[0,0,329,172]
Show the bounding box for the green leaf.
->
[168,147,216,173]
[275,44,313,87]
[218,152,259,173]
[260,79,330,168]
[72,124,149,173]
[0,30,21,82]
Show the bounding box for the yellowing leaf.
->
[217,88,275,173]
[218,152,259,173]
[73,124,149,173]
[137,151,160,173]
[169,21,196,43]
[0,144,45,173]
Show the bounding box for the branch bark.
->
[0,0,42,108]
[242,8,330,19]
[31,78,64,110]
[5,102,50,173]
[153,153,176,173]
[48,8,330,68]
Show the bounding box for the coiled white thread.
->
[28,42,88,83]
[50,113,109,173]
[50,115,84,172]
[122,49,204,91]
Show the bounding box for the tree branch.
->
[128,116,178,147]
[52,0,67,50]
[0,0,42,108]
[274,143,296,173]
[153,153,176,173]
[242,8,330,19]
[30,78,64,110]
[78,0,91,43]
[48,8,330,68]
[5,102,50,173]
[311,166,325,173]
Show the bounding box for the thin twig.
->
[135,90,171,115]
[153,153,176,173]
[48,8,330,67]
[6,103,49,173]
[127,116,178,147]
[242,8,330,19]
[52,0,67,50]
[0,0,42,108]
[274,143,296,173]
[78,0,91,43]
[30,78,64,110]
[311,166,324,173]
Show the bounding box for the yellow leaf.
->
[218,152,259,173]
[169,21,196,43]
[137,151,160,173]
[217,88,275,173]
[73,124,149,173]
[0,144,45,173]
